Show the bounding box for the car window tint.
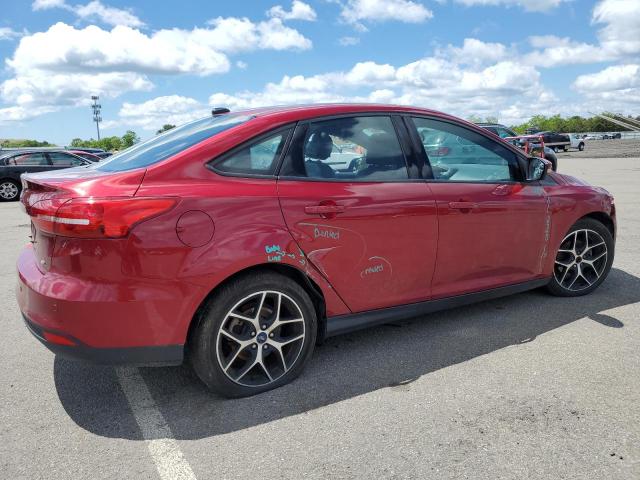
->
[6,153,49,166]
[97,114,252,172]
[285,116,408,181]
[49,152,83,167]
[213,130,290,175]
[412,117,519,182]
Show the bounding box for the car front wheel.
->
[190,272,317,397]
[547,218,614,297]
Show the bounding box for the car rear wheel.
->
[578,142,585,151]
[547,218,614,297]
[0,180,20,201]
[190,272,317,397]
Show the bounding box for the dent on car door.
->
[408,116,551,298]
[277,115,439,313]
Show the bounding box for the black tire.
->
[190,272,317,398]
[562,146,568,152]
[578,142,584,151]
[0,179,20,202]
[546,218,614,297]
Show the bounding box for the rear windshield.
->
[96,114,252,172]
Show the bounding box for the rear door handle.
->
[448,201,477,210]
[304,204,346,215]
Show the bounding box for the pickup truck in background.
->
[568,134,586,151]
[527,131,571,152]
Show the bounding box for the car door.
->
[277,115,438,313]
[2,152,52,178]
[408,116,550,299]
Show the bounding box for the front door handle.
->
[448,201,477,210]
[304,204,346,215]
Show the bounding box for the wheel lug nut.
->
[250,331,255,337]
[261,324,267,329]
[252,344,257,349]
[269,333,274,338]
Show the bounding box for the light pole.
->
[91,95,102,140]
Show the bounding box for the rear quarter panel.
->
[133,174,351,344]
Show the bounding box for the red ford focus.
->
[16,104,616,397]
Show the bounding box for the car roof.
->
[217,103,456,123]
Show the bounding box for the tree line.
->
[509,114,640,134]
[70,130,139,151]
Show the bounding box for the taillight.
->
[27,197,176,238]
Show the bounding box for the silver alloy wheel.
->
[554,229,608,292]
[0,181,18,200]
[216,290,305,387]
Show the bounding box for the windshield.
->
[96,114,252,172]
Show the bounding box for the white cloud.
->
[118,95,209,130]
[203,17,312,53]
[0,105,57,125]
[453,0,568,12]
[32,0,144,28]
[75,1,145,28]
[593,0,640,59]
[0,16,311,124]
[206,43,552,124]
[1,72,152,108]
[339,36,360,46]
[574,64,640,92]
[440,38,509,66]
[340,0,433,29]
[32,0,66,10]
[0,27,23,41]
[573,64,640,110]
[8,23,230,76]
[268,1,317,21]
[524,36,608,67]
[524,0,640,67]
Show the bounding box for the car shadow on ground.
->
[54,267,638,440]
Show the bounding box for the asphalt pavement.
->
[1,155,638,479]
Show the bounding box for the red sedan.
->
[16,104,616,397]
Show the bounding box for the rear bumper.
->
[23,314,183,366]
[16,245,186,366]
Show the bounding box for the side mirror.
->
[526,157,550,181]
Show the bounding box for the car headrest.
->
[305,131,333,160]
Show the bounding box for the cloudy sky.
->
[0,0,638,144]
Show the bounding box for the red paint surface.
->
[16,104,615,351]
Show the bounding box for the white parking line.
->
[116,367,197,480]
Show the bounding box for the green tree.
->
[121,130,139,148]
[156,124,176,134]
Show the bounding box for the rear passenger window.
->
[6,153,49,166]
[281,116,409,181]
[213,130,291,176]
